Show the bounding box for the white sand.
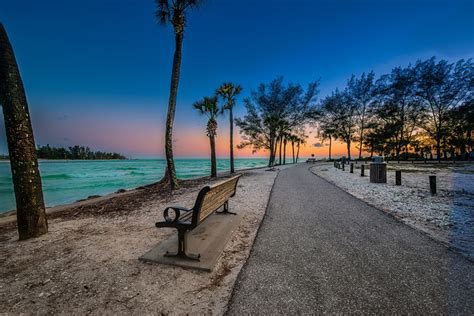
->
[0,165,294,314]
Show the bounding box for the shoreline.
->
[0,163,294,314]
[0,163,287,227]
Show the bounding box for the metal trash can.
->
[370,156,387,183]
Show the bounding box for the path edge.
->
[308,165,474,264]
[223,167,284,315]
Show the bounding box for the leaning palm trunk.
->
[163,22,184,189]
[0,24,48,240]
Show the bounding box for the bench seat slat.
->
[198,177,240,222]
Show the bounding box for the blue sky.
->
[0,0,473,157]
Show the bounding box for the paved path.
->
[227,163,474,314]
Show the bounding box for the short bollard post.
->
[361,165,365,177]
[334,161,336,168]
[350,163,354,173]
[342,163,345,171]
[429,176,436,195]
[395,170,401,185]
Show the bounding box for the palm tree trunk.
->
[278,135,282,165]
[283,138,287,165]
[292,141,295,163]
[347,140,351,161]
[229,107,234,173]
[0,23,48,240]
[359,126,364,159]
[436,128,441,162]
[296,142,300,163]
[329,137,332,160]
[268,134,275,167]
[210,135,217,177]
[163,29,183,189]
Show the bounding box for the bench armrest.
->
[163,206,192,223]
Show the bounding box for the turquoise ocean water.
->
[0,158,268,213]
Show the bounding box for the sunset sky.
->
[0,0,473,158]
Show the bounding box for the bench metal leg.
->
[164,228,200,261]
[217,201,237,215]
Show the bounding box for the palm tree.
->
[320,130,334,160]
[287,134,297,163]
[156,0,203,189]
[0,23,48,240]
[193,96,221,177]
[283,133,288,165]
[295,133,307,163]
[216,83,242,173]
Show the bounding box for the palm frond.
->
[155,0,171,24]
[193,96,220,119]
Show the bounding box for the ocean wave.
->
[117,167,139,170]
[0,188,14,194]
[129,171,146,176]
[42,173,73,180]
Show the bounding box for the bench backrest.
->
[192,174,242,225]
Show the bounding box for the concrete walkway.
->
[227,163,474,314]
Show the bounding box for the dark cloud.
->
[313,142,325,148]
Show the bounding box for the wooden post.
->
[361,165,365,177]
[429,176,436,195]
[350,163,354,173]
[396,170,401,185]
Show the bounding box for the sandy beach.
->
[0,165,293,314]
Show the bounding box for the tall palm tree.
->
[216,82,242,173]
[193,96,221,177]
[295,133,307,163]
[0,23,48,240]
[156,0,203,189]
[320,131,333,160]
[288,134,297,163]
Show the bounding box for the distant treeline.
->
[318,57,473,161]
[36,145,127,160]
[0,154,8,160]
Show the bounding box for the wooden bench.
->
[155,174,242,261]
[306,158,316,163]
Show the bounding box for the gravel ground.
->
[227,163,474,314]
[0,165,293,314]
[310,162,474,260]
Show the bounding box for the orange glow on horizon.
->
[173,126,361,159]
